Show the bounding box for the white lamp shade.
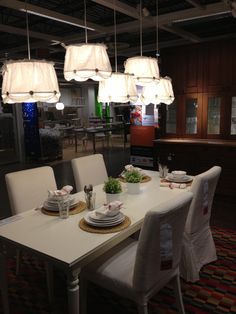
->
[1,59,60,104]
[124,56,159,86]
[142,77,175,105]
[64,43,112,82]
[56,102,64,110]
[98,72,138,103]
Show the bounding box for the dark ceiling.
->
[0,0,236,87]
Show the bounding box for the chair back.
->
[133,192,193,293]
[185,166,221,234]
[71,154,108,192]
[5,166,57,214]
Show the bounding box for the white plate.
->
[43,198,79,211]
[166,175,193,183]
[84,212,125,227]
[89,211,123,222]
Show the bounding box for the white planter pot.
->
[127,182,140,194]
[106,193,121,204]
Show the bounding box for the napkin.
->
[160,182,187,189]
[94,201,123,218]
[48,185,73,199]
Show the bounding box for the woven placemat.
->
[119,175,151,183]
[79,215,131,234]
[41,201,86,216]
[161,178,193,186]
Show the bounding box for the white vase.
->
[106,193,121,204]
[127,182,140,194]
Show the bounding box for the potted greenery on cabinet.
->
[124,170,142,194]
[103,177,122,203]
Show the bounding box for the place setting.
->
[41,185,86,218]
[79,200,131,234]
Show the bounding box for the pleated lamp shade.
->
[1,59,60,104]
[124,56,159,86]
[98,72,138,103]
[64,43,112,82]
[142,77,175,105]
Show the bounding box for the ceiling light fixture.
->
[98,0,138,103]
[124,0,159,86]
[56,102,64,110]
[1,2,60,104]
[142,1,174,106]
[63,0,112,82]
[20,8,95,30]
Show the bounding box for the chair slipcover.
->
[5,166,57,303]
[0,252,9,314]
[5,166,57,214]
[80,192,193,314]
[71,154,108,192]
[180,166,222,282]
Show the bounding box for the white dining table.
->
[0,170,189,314]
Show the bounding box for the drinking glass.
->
[159,164,169,178]
[58,195,71,219]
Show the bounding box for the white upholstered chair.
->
[80,192,193,314]
[0,252,9,314]
[180,166,222,282]
[71,154,108,192]
[5,166,57,215]
[5,166,57,303]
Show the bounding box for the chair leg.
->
[0,253,10,314]
[45,262,54,305]
[173,275,185,314]
[79,277,88,314]
[137,303,148,314]
[16,248,21,275]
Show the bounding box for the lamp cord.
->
[156,0,159,57]
[140,0,143,56]
[25,0,31,60]
[84,0,88,43]
[114,0,117,72]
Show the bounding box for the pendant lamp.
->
[124,0,159,86]
[1,5,60,104]
[63,0,111,82]
[142,77,175,105]
[98,0,138,103]
[56,102,65,110]
[140,0,174,105]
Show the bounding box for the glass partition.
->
[185,98,198,134]
[231,97,236,135]
[166,102,176,133]
[207,97,221,134]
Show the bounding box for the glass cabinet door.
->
[185,98,198,134]
[230,97,236,135]
[166,101,176,134]
[207,96,221,134]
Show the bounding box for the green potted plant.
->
[124,170,142,194]
[103,177,122,203]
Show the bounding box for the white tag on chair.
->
[203,181,208,215]
[160,223,173,270]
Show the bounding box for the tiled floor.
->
[0,138,235,230]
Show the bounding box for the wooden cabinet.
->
[153,139,236,204]
[161,38,236,140]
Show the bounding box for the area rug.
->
[0,226,236,314]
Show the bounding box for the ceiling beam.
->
[0,0,107,33]
[0,23,63,42]
[184,0,205,9]
[160,25,201,43]
[91,0,139,19]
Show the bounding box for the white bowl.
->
[171,170,186,179]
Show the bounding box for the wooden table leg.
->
[67,270,80,314]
